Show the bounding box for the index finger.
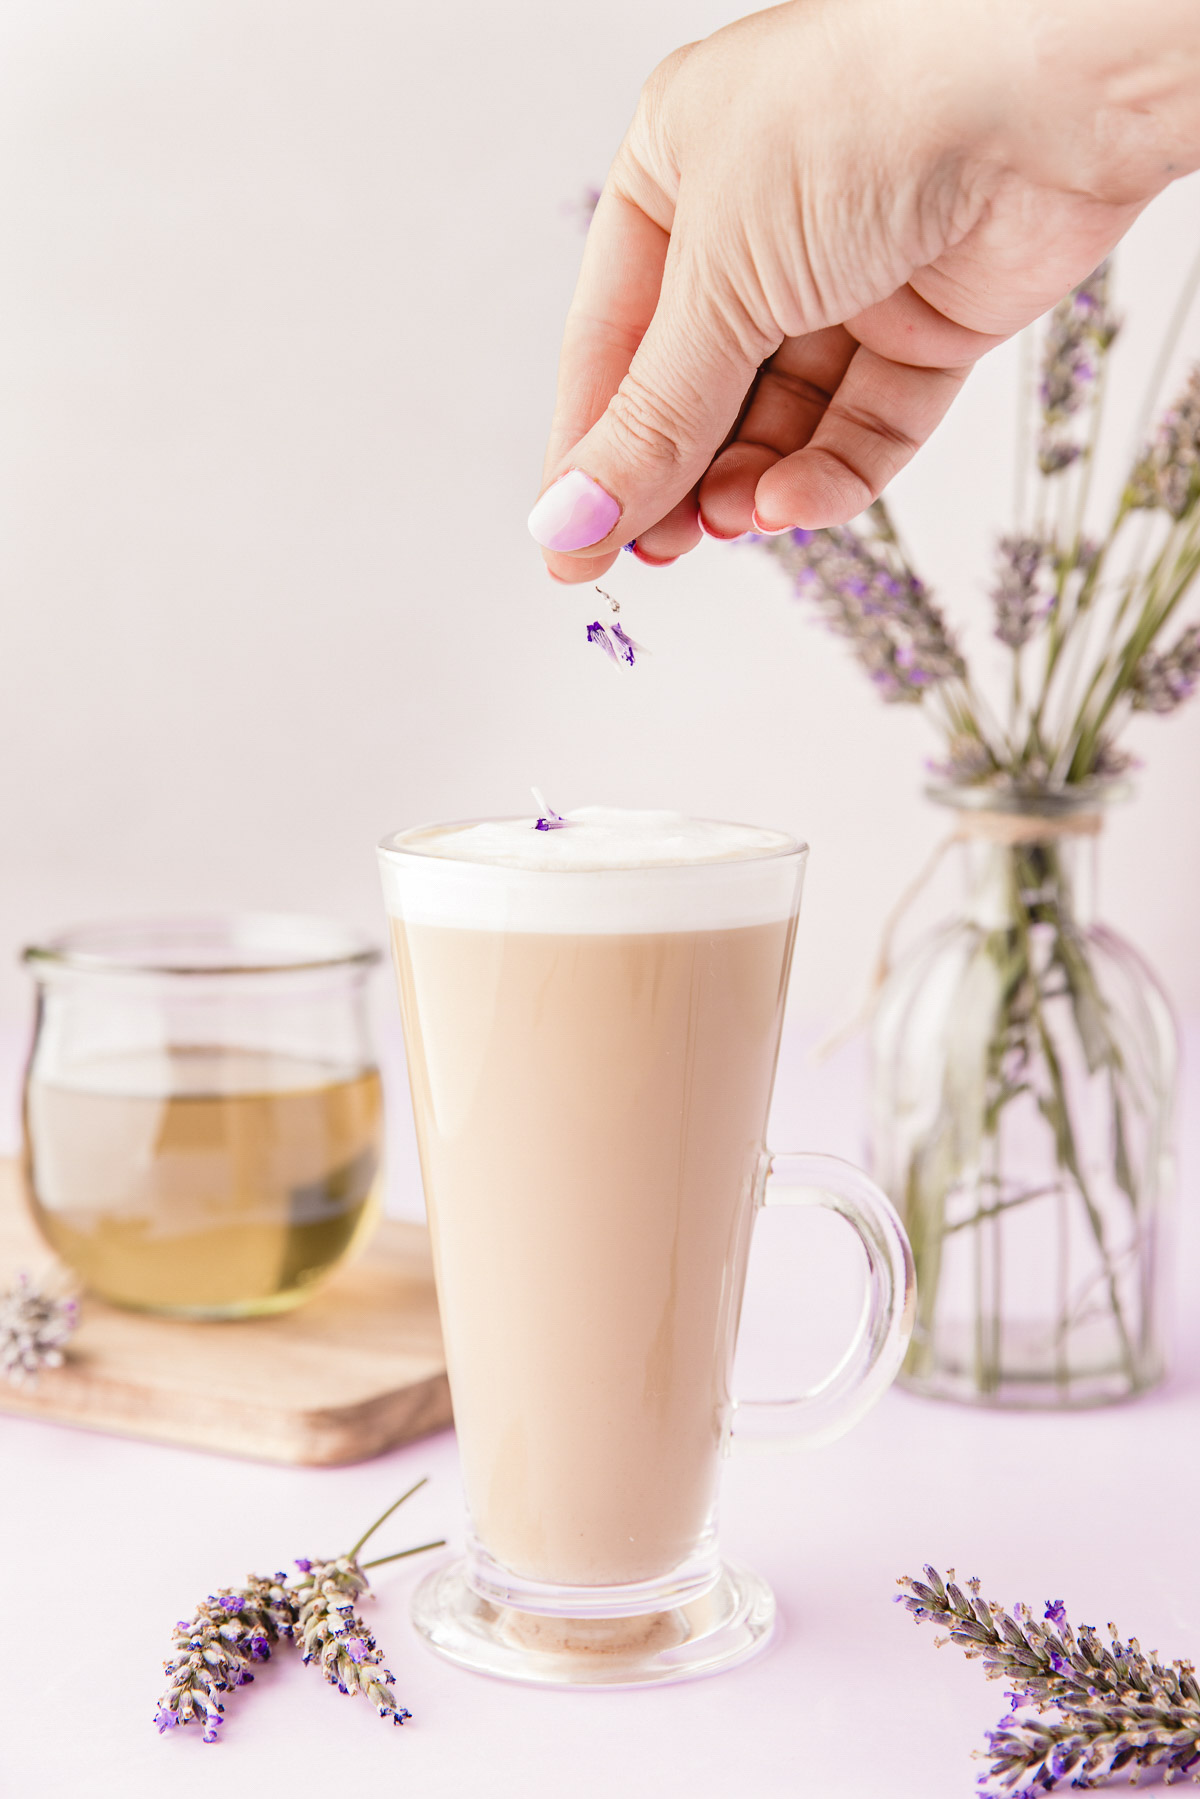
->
[542,189,670,485]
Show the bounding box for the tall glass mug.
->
[378,809,915,1686]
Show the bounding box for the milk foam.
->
[378,808,806,933]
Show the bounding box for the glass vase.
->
[870,789,1177,1407]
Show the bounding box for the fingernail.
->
[631,547,678,567]
[751,510,794,537]
[528,470,621,552]
[699,514,744,541]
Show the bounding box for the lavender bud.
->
[1129,623,1200,714]
[752,521,964,702]
[1037,261,1121,475]
[586,620,618,662]
[0,1272,78,1386]
[989,535,1049,649]
[1127,366,1200,519]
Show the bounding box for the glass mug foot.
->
[411,1557,776,1688]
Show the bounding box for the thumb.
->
[528,247,769,576]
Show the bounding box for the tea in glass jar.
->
[21,917,383,1318]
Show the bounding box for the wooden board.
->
[0,1162,451,1466]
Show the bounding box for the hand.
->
[529,0,1200,584]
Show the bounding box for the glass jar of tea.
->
[20,916,383,1317]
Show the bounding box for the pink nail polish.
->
[528,470,621,552]
[751,510,794,537]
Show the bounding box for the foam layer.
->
[378,808,806,934]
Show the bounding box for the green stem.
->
[1020,927,1137,1385]
[346,1477,429,1561]
[940,1183,1063,1237]
[1068,520,1200,776]
[361,1539,446,1571]
[1127,235,1200,456]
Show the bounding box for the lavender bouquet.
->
[754,261,1196,1405]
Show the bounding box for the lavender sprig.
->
[991,535,1050,650]
[293,1557,410,1726]
[155,1575,296,1743]
[756,517,966,702]
[0,1272,77,1385]
[1127,366,1200,520]
[154,1480,443,1744]
[1129,623,1200,713]
[899,1566,1200,1793]
[1038,261,1121,475]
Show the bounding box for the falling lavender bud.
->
[1127,365,1200,520]
[587,620,618,662]
[1129,622,1200,714]
[155,1575,297,1743]
[611,621,645,666]
[293,1557,411,1728]
[899,1566,1200,1793]
[0,1272,78,1386]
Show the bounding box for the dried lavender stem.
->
[346,1476,428,1561]
[361,1538,446,1571]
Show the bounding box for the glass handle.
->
[729,1151,916,1454]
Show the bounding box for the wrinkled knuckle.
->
[606,384,691,475]
[835,401,921,457]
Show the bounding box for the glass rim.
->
[378,815,809,873]
[21,912,382,978]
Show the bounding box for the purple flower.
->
[295,1558,312,1573]
[611,621,645,666]
[1044,1599,1067,1629]
[156,1574,297,1744]
[586,619,618,661]
[532,787,568,832]
[749,513,964,703]
[346,1638,367,1664]
[1129,623,1200,714]
[622,540,636,552]
[990,535,1049,649]
[1037,261,1120,474]
[1128,366,1200,518]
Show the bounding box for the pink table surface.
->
[2,1023,1197,1799]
